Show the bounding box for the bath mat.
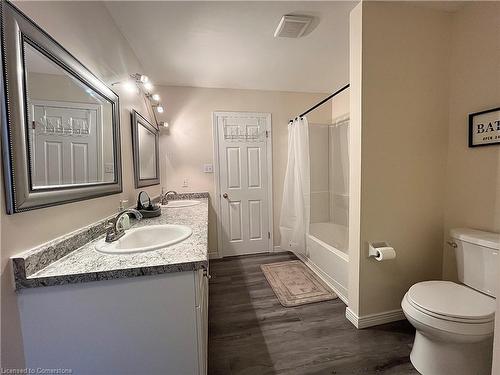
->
[261,260,337,307]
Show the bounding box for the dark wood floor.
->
[208,252,418,375]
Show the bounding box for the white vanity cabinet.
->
[196,268,209,375]
[18,269,209,375]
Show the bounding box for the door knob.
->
[222,193,229,199]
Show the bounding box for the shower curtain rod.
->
[289,83,350,123]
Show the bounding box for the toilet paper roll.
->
[375,247,396,261]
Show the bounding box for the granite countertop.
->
[12,193,209,290]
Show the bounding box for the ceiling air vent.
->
[274,15,313,38]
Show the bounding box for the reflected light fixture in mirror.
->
[122,79,139,94]
[112,73,166,127]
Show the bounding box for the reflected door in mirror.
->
[1,1,122,213]
[24,41,115,189]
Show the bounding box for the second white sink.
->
[95,224,192,254]
[161,200,201,208]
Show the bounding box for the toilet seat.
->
[406,281,495,323]
[402,281,495,337]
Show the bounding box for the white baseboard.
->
[273,245,286,252]
[296,253,348,305]
[345,307,406,329]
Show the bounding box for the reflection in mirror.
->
[138,125,157,179]
[131,110,160,188]
[1,1,122,213]
[137,191,151,210]
[25,41,115,189]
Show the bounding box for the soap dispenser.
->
[117,199,130,230]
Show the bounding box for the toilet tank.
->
[450,228,499,297]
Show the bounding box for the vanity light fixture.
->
[113,73,166,129]
[160,121,169,129]
[131,73,149,84]
[122,79,139,94]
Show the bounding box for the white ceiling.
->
[105,1,358,93]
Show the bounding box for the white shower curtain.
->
[279,117,310,256]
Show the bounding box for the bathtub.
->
[301,222,349,303]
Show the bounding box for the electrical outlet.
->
[203,164,213,173]
[182,178,189,187]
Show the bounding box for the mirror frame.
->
[1,1,122,214]
[131,110,160,188]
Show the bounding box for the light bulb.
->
[152,94,160,101]
[160,121,169,128]
[123,80,138,94]
[143,82,153,91]
[139,75,149,83]
[156,105,164,113]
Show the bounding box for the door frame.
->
[212,111,274,258]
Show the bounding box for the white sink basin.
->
[161,200,201,208]
[95,224,192,254]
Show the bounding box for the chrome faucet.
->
[160,189,178,205]
[105,208,143,243]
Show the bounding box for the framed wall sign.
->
[469,107,500,148]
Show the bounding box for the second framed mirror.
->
[131,110,160,188]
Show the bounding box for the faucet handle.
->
[105,219,115,231]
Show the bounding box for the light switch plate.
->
[203,164,214,173]
[104,163,114,173]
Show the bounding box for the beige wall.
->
[352,2,451,316]
[439,2,500,371]
[1,1,161,368]
[495,252,500,375]
[348,2,363,316]
[155,85,330,257]
[332,88,349,120]
[442,2,500,280]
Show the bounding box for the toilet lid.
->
[407,281,496,321]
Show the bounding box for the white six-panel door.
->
[214,112,272,257]
[29,100,102,188]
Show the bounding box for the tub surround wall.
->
[309,124,331,224]
[305,87,351,303]
[1,1,161,368]
[330,88,350,228]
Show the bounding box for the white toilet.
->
[402,228,498,375]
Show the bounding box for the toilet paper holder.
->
[368,241,395,258]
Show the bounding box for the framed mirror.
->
[1,2,122,214]
[131,110,160,188]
